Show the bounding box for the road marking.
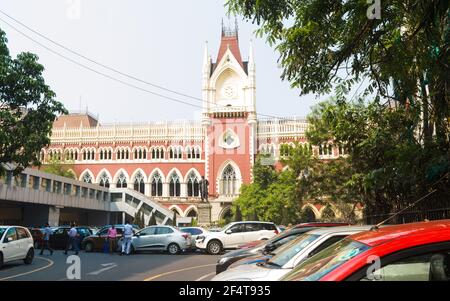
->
[0,257,54,281]
[87,262,117,275]
[196,272,215,281]
[143,263,216,281]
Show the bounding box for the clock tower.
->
[202,21,257,208]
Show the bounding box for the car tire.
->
[34,241,40,249]
[24,248,34,265]
[207,240,222,255]
[167,243,180,255]
[84,242,94,253]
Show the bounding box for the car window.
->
[54,228,67,235]
[139,227,157,236]
[17,227,30,240]
[245,223,263,232]
[282,238,371,281]
[307,235,348,258]
[181,228,196,235]
[156,227,174,235]
[229,224,245,233]
[0,228,6,240]
[262,223,277,231]
[97,228,108,236]
[192,228,203,235]
[359,251,450,281]
[116,228,124,234]
[273,235,299,248]
[267,234,320,267]
[4,228,18,242]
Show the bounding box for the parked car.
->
[0,226,34,269]
[49,226,93,250]
[180,227,209,248]
[216,227,318,274]
[28,228,44,249]
[282,219,450,281]
[82,224,140,252]
[119,225,192,255]
[196,221,280,255]
[211,225,372,281]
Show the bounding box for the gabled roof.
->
[212,27,248,75]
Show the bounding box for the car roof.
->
[227,221,275,225]
[306,225,374,236]
[350,219,450,247]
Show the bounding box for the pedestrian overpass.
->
[0,166,173,227]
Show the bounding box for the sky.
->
[0,0,325,123]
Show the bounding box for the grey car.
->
[122,225,192,255]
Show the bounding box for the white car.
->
[196,221,280,255]
[0,226,35,269]
[179,227,209,248]
[211,225,373,281]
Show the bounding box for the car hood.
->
[220,247,261,259]
[211,263,289,281]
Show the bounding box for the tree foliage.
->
[0,28,66,176]
[40,157,76,179]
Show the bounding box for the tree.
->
[133,210,145,229]
[227,1,449,149]
[233,205,242,222]
[40,157,76,179]
[0,29,66,176]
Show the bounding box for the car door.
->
[1,227,21,262]
[224,224,246,248]
[154,227,175,250]
[51,228,68,249]
[16,227,31,258]
[94,228,109,249]
[133,227,157,251]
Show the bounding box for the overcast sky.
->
[0,0,325,123]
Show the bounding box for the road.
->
[0,250,220,281]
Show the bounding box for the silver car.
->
[125,225,192,255]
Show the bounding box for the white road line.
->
[0,257,54,281]
[196,272,216,281]
[87,263,117,275]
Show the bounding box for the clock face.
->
[222,85,236,99]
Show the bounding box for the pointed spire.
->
[249,39,255,65]
[203,40,209,66]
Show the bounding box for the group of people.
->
[39,221,135,256]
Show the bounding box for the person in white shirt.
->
[121,221,134,255]
[64,223,80,255]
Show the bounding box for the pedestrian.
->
[121,221,133,256]
[107,225,118,254]
[64,223,80,255]
[39,223,54,256]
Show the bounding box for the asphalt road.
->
[0,250,220,281]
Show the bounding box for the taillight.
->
[182,234,189,240]
[274,229,279,235]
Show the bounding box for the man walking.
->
[64,223,80,255]
[40,223,54,256]
[107,225,118,254]
[121,221,133,255]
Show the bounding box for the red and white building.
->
[44,25,344,223]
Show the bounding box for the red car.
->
[282,219,450,281]
[28,228,44,249]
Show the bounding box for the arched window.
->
[99,172,110,188]
[221,165,237,196]
[169,147,174,159]
[186,147,192,159]
[169,172,180,197]
[186,209,197,218]
[116,172,127,188]
[133,171,145,194]
[187,172,200,197]
[151,171,163,197]
[82,173,92,184]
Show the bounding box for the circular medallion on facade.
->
[222,84,236,99]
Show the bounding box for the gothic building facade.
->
[44,25,344,223]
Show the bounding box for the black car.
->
[216,227,318,274]
[49,226,93,249]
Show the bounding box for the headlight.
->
[196,235,205,242]
[219,257,229,265]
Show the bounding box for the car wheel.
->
[84,242,94,253]
[34,241,40,249]
[24,248,34,265]
[207,240,222,255]
[167,243,180,255]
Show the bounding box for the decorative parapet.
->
[257,117,309,139]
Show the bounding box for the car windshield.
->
[0,228,6,239]
[281,238,371,281]
[267,234,320,267]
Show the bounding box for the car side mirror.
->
[225,230,232,235]
[134,233,140,237]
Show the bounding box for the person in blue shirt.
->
[40,223,54,256]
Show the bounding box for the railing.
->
[257,117,309,139]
